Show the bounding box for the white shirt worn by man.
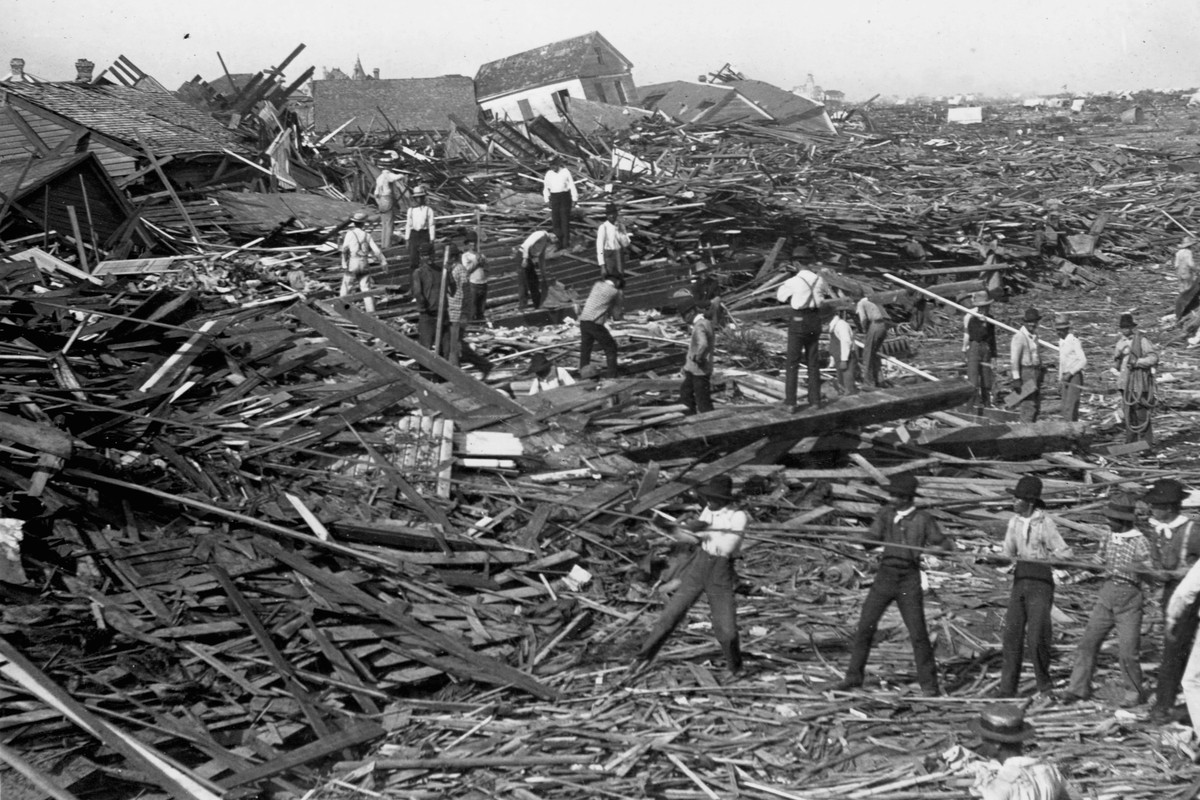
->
[828,316,854,362]
[595,220,630,265]
[776,268,829,310]
[1057,331,1086,377]
[405,205,435,239]
[542,167,578,202]
[697,505,748,558]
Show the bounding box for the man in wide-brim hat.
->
[1063,492,1153,705]
[994,476,1072,698]
[962,290,997,414]
[404,185,435,271]
[1010,307,1044,423]
[635,475,750,678]
[1114,312,1159,447]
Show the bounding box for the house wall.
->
[480,78,585,123]
[579,73,636,106]
[0,103,136,179]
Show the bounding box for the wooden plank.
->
[218,719,385,789]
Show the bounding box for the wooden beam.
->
[217,719,385,789]
[2,105,51,156]
[0,152,35,229]
[135,131,202,243]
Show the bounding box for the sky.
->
[3,0,1199,100]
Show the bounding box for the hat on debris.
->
[1144,478,1186,506]
[1010,475,1043,502]
[1023,307,1041,323]
[412,185,428,197]
[973,705,1035,744]
[1053,312,1071,329]
[350,211,368,224]
[970,290,992,307]
[699,475,736,504]
[524,353,554,377]
[887,474,919,499]
[1118,312,1136,329]
[1104,491,1137,521]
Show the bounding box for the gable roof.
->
[637,80,772,125]
[475,31,632,100]
[0,81,249,156]
[724,79,834,132]
[312,75,478,133]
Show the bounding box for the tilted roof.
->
[637,80,771,125]
[724,79,832,130]
[312,75,478,133]
[475,31,632,100]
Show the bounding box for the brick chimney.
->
[75,58,94,83]
[9,58,25,80]
[372,68,380,80]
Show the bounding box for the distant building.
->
[823,89,845,108]
[312,74,479,134]
[475,31,635,124]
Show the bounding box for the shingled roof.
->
[724,79,835,133]
[638,80,772,125]
[0,82,249,156]
[312,75,478,133]
[475,31,632,100]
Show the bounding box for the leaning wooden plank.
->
[628,437,772,516]
[0,636,224,800]
[624,382,976,461]
[217,719,385,789]
[260,539,557,700]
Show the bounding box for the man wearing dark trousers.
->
[542,155,577,246]
[775,262,829,409]
[836,474,953,696]
[579,276,623,379]
[411,257,447,358]
[996,476,1073,698]
[404,185,435,272]
[1146,479,1200,723]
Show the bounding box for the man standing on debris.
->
[446,243,492,376]
[1009,308,1044,423]
[373,160,407,248]
[1114,313,1158,446]
[515,230,557,310]
[678,295,714,415]
[578,275,624,379]
[962,291,997,414]
[543,154,577,246]
[339,211,386,313]
[1175,236,1196,285]
[411,252,447,357]
[836,474,953,697]
[1146,479,1200,724]
[596,203,631,279]
[995,476,1073,698]
[1054,312,1086,423]
[776,262,829,409]
[1062,492,1153,706]
[635,475,747,678]
[825,300,858,396]
[856,294,891,389]
[461,232,488,322]
[404,185,435,271]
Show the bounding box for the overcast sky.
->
[3,0,1198,100]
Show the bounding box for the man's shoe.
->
[1146,707,1173,725]
[922,686,942,698]
[1059,692,1087,706]
[833,678,863,691]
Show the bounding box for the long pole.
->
[882,272,1060,353]
[1161,208,1197,239]
[433,243,450,356]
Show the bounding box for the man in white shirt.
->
[1176,236,1196,284]
[596,203,631,279]
[373,162,407,248]
[775,262,829,408]
[825,301,857,396]
[339,211,386,312]
[516,230,557,309]
[542,154,578,246]
[1009,308,1043,423]
[636,475,749,678]
[1166,551,1200,728]
[1053,312,1086,422]
[404,185,435,272]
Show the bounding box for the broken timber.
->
[878,419,1091,459]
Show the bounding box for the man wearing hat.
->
[688,260,725,326]
[1145,479,1200,723]
[966,705,1070,798]
[445,237,492,377]
[678,294,715,414]
[404,185,435,271]
[776,262,830,409]
[1062,492,1154,705]
[837,474,953,696]
[1009,307,1044,423]
[996,476,1073,698]
[1114,313,1158,446]
[825,299,858,396]
[962,290,997,414]
[856,294,891,389]
[636,475,749,677]
[1054,313,1086,422]
[339,211,387,312]
[596,203,632,279]
[373,160,407,248]
[542,155,577,246]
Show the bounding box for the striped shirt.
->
[580,280,622,324]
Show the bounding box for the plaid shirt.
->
[1101,528,1153,585]
[580,280,622,324]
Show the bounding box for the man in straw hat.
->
[1009,307,1044,423]
[542,154,577,246]
[404,185,435,271]
[1113,312,1158,446]
[1061,492,1153,705]
[339,211,387,312]
[836,474,954,696]
[995,476,1073,698]
[965,705,1070,799]
[1145,479,1200,723]
[1053,312,1086,422]
[962,290,997,414]
[635,475,749,677]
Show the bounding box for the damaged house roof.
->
[722,79,836,134]
[475,31,632,101]
[637,80,773,125]
[311,75,479,133]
